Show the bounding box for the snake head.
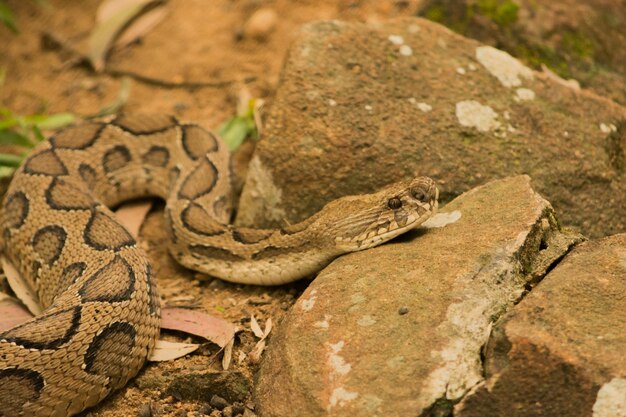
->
[331,176,438,252]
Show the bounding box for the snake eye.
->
[410,187,427,201]
[387,197,402,210]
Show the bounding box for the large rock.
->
[236,18,626,239]
[255,176,582,417]
[455,233,626,417]
[418,0,626,106]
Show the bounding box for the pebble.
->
[398,306,409,315]
[138,403,152,417]
[232,403,246,415]
[222,406,233,417]
[210,395,229,411]
[243,8,278,41]
[198,403,213,415]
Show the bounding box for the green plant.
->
[218,97,262,151]
[0,109,75,177]
[0,1,17,33]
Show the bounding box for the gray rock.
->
[236,18,626,239]
[455,233,626,417]
[255,176,582,417]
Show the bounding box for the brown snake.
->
[0,114,438,416]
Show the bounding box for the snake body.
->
[0,114,438,416]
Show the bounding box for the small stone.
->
[198,404,213,415]
[243,8,278,41]
[242,409,257,417]
[210,395,229,411]
[138,404,152,417]
[398,306,409,315]
[232,403,245,415]
[222,406,233,417]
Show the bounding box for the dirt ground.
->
[0,1,428,416]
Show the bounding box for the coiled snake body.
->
[0,114,438,416]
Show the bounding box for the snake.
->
[0,113,438,416]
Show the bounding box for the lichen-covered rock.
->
[236,18,626,239]
[417,0,626,106]
[455,233,626,417]
[255,176,582,417]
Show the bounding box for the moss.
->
[476,0,519,27]
[560,30,594,59]
[424,5,445,22]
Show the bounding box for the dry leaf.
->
[222,338,234,370]
[148,339,199,362]
[88,0,158,71]
[1,256,42,316]
[113,199,153,238]
[115,6,167,49]
[248,316,273,364]
[250,314,264,338]
[0,297,34,332]
[160,307,237,348]
[248,339,266,364]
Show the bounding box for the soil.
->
[0,1,429,416]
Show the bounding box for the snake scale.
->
[0,114,438,416]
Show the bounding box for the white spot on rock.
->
[593,378,626,417]
[515,88,535,101]
[422,211,462,229]
[388,34,404,45]
[600,123,617,134]
[314,314,332,329]
[399,45,413,56]
[328,99,337,107]
[456,67,466,75]
[365,104,373,111]
[455,100,501,132]
[328,341,352,376]
[475,46,533,88]
[417,102,432,113]
[468,63,477,71]
[357,315,376,326]
[329,387,359,408]
[300,289,317,311]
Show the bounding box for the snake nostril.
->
[410,187,427,201]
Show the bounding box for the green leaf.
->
[0,166,15,178]
[0,3,18,33]
[33,112,75,130]
[218,116,251,151]
[0,129,33,147]
[31,125,44,142]
[0,153,24,167]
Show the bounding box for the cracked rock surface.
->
[255,176,582,417]
[456,233,626,417]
